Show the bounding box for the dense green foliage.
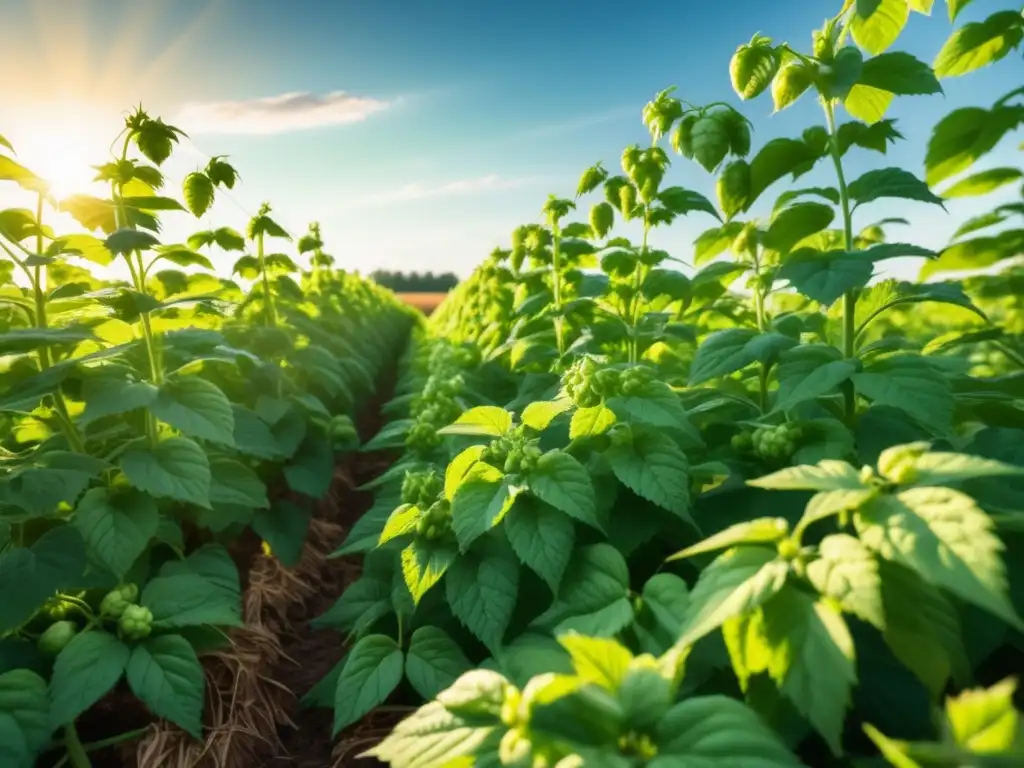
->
[312,1,1024,766]
[371,269,460,293]
[0,110,416,766]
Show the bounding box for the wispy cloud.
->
[175,90,391,135]
[360,174,536,205]
[507,105,638,143]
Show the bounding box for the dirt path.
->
[396,292,447,316]
[259,368,402,768]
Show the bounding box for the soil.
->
[396,292,448,316]
[259,377,401,768]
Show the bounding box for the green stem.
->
[823,100,857,424]
[113,135,163,444]
[995,341,1024,370]
[63,723,92,768]
[258,231,277,328]
[751,249,770,412]
[628,210,652,364]
[32,194,86,454]
[53,726,149,768]
[550,222,565,360]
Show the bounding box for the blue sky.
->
[0,0,1020,279]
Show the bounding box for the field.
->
[2,1,1024,767]
[395,292,449,316]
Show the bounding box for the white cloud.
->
[174,90,391,135]
[360,174,535,205]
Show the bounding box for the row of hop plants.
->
[310,0,1024,766]
[0,107,418,767]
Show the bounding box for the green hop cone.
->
[716,160,751,221]
[46,599,73,620]
[328,414,358,444]
[589,202,614,239]
[100,584,136,618]
[617,183,638,217]
[731,431,753,454]
[729,35,780,100]
[518,445,543,474]
[772,61,816,113]
[877,441,930,485]
[38,621,78,655]
[118,604,153,641]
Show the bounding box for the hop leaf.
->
[691,113,732,172]
[730,34,781,100]
[717,161,752,220]
[576,162,608,198]
[671,114,699,158]
[722,111,752,156]
[183,172,215,218]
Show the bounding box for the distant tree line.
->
[369,270,459,293]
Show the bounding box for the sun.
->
[8,100,116,200]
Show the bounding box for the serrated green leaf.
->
[120,437,211,508]
[73,487,158,579]
[402,536,459,606]
[0,668,50,768]
[527,450,599,531]
[654,695,802,766]
[253,499,311,567]
[126,635,205,739]
[445,534,519,652]
[859,51,943,95]
[150,377,235,446]
[670,518,789,561]
[569,405,617,439]
[405,627,472,700]
[333,634,404,734]
[605,427,691,520]
[858,488,1022,630]
[504,495,575,593]
[141,572,242,629]
[48,630,129,728]
[680,545,790,648]
[807,533,885,628]
[689,329,796,384]
[533,544,633,637]
[853,355,954,432]
[934,11,1024,78]
[761,587,857,755]
[851,0,910,55]
[438,406,513,437]
[451,466,518,551]
[848,167,945,208]
[941,167,1023,199]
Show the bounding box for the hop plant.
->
[118,604,153,640]
[37,621,78,655]
[100,584,139,619]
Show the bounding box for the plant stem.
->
[52,727,149,768]
[32,193,86,453]
[63,723,92,768]
[823,100,857,424]
[628,210,652,364]
[258,231,277,328]
[113,135,163,443]
[550,221,565,360]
